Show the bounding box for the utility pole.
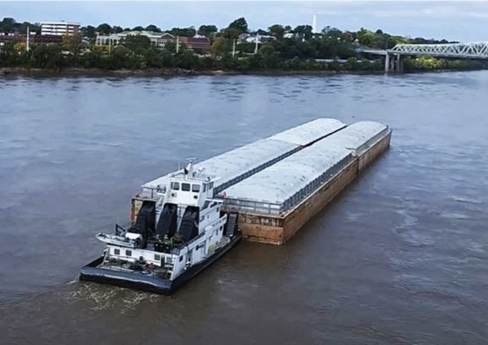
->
[254,34,259,54]
[26,26,30,51]
[232,38,236,57]
[176,35,180,53]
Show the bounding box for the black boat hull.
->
[79,233,241,295]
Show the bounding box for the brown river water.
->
[1,72,487,344]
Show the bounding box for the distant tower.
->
[312,14,317,33]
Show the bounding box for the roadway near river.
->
[1,71,487,344]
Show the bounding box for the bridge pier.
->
[384,53,403,74]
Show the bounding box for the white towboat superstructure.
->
[80,160,241,295]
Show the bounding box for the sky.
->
[1,1,488,42]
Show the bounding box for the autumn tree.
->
[13,42,26,52]
[211,36,227,57]
[62,33,83,54]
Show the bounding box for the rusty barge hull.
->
[222,123,392,245]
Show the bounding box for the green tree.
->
[259,45,278,68]
[0,17,16,32]
[170,27,196,37]
[81,25,97,38]
[31,44,64,69]
[145,24,161,32]
[110,45,133,69]
[222,28,241,40]
[18,21,38,35]
[356,28,378,48]
[268,24,285,40]
[227,17,248,34]
[198,25,218,37]
[120,34,151,52]
[293,25,313,41]
[176,49,200,70]
[112,26,124,33]
[96,23,112,35]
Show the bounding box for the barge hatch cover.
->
[140,118,347,198]
[221,121,390,215]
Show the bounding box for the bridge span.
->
[358,41,488,73]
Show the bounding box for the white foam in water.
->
[66,282,160,313]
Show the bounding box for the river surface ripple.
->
[1,72,487,344]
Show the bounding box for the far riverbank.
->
[0,66,484,79]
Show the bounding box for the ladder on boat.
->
[225,213,238,237]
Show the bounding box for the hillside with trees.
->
[1,16,486,75]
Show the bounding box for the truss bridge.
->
[389,42,488,59]
[358,41,488,73]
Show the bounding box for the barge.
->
[220,121,392,245]
[80,117,391,294]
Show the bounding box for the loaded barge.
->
[221,121,392,245]
[80,118,391,294]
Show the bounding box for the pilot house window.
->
[192,184,201,192]
[171,182,180,190]
[182,183,191,191]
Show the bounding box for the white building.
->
[40,21,80,36]
[95,31,175,47]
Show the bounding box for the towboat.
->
[79,160,241,295]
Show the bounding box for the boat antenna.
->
[184,157,196,176]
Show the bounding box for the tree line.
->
[1,16,487,74]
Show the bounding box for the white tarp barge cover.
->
[141,118,347,191]
[222,120,389,205]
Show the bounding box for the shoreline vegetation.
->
[1,66,481,79]
[1,16,488,78]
